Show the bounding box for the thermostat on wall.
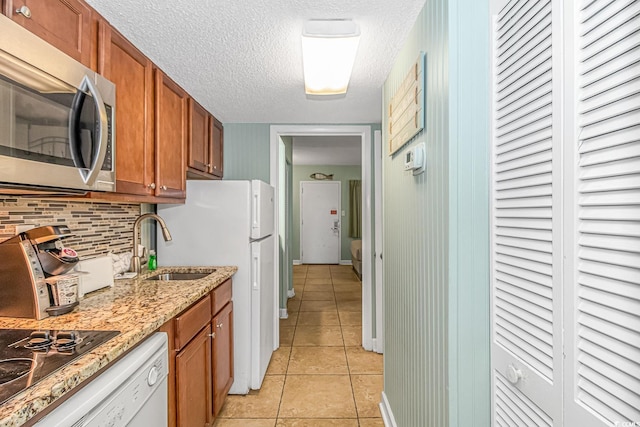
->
[404,142,426,175]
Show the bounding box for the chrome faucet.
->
[130,213,172,273]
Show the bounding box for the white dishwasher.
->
[35,332,168,427]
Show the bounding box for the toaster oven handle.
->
[69,75,108,186]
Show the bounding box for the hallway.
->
[215,264,384,426]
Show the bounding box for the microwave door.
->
[68,76,108,186]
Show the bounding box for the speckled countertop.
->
[0,265,237,427]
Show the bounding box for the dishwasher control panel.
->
[88,352,167,426]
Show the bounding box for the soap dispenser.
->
[148,250,157,271]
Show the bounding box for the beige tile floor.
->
[215,264,384,427]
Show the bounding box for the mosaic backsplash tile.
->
[0,197,140,259]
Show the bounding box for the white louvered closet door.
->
[564,0,640,425]
[490,0,564,425]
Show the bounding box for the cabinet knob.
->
[15,5,31,18]
[216,322,223,329]
[206,163,212,168]
[147,183,156,189]
[161,185,168,191]
[209,332,216,339]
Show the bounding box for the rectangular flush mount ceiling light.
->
[302,19,360,95]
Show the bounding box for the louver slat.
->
[579,341,640,383]
[496,272,553,303]
[576,3,640,422]
[497,35,551,89]
[498,6,552,71]
[495,373,553,427]
[498,0,548,51]
[580,324,640,366]
[580,61,640,101]
[496,307,553,346]
[581,1,640,48]
[579,272,640,300]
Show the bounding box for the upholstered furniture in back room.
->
[350,239,362,278]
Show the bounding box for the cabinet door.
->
[98,22,155,196]
[4,0,92,66]
[212,302,233,417]
[176,326,213,427]
[188,99,211,175]
[155,70,187,199]
[210,117,224,178]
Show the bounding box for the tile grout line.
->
[334,267,364,424]
[275,265,305,424]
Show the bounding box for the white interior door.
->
[563,1,640,424]
[374,129,384,353]
[300,181,341,264]
[490,0,563,424]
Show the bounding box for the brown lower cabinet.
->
[212,301,233,416]
[176,326,213,427]
[160,279,234,427]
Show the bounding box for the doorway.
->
[270,125,380,352]
[300,181,341,264]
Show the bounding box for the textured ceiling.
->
[292,136,362,165]
[84,0,425,124]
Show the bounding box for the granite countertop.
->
[0,265,237,427]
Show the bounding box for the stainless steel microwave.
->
[0,14,115,193]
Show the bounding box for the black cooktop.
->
[0,328,119,405]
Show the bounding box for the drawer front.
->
[212,278,232,315]
[174,294,211,351]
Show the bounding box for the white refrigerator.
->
[156,180,277,394]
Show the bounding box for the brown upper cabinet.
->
[3,0,92,67]
[187,99,224,180]
[96,21,186,203]
[187,99,211,177]
[98,21,156,197]
[210,117,224,178]
[155,69,187,199]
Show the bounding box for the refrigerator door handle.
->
[253,193,259,230]
[252,253,259,290]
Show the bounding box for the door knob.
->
[15,5,31,18]
[506,364,523,385]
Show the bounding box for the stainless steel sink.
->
[146,272,212,281]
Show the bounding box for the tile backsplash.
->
[0,197,140,259]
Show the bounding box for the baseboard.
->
[287,289,295,298]
[339,260,353,265]
[279,308,288,319]
[293,260,302,265]
[380,392,397,427]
